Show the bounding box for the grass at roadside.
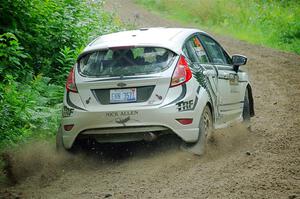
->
[135,0,300,54]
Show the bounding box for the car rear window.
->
[78,47,175,77]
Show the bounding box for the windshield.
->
[78,47,175,77]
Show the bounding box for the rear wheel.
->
[181,105,213,155]
[197,105,213,153]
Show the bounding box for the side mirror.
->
[232,54,247,72]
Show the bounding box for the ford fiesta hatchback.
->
[56,28,254,155]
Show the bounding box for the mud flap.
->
[56,125,71,154]
[180,132,206,156]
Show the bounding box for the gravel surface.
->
[1,1,299,198]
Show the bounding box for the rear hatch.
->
[75,46,177,111]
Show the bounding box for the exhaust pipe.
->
[143,132,157,141]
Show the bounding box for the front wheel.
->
[242,89,251,128]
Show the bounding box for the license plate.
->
[110,88,137,103]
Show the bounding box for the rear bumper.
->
[61,105,200,149]
[60,80,211,149]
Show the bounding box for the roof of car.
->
[82,27,206,55]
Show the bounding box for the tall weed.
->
[0,33,30,81]
[0,75,63,149]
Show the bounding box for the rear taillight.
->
[66,67,77,93]
[170,55,192,87]
[64,124,74,131]
[176,118,193,125]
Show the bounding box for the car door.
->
[198,34,244,124]
[182,34,219,119]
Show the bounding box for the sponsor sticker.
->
[176,100,194,111]
[105,111,138,117]
[62,106,74,117]
[105,111,139,126]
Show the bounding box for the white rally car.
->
[56,28,254,155]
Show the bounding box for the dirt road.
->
[1,0,300,198]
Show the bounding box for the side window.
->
[224,50,232,64]
[199,35,231,65]
[182,35,209,64]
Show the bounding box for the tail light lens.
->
[176,118,193,125]
[66,66,77,93]
[170,55,192,87]
[64,124,74,131]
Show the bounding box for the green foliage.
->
[0,0,122,82]
[55,46,77,84]
[136,0,300,54]
[0,0,123,149]
[0,75,63,149]
[0,33,30,80]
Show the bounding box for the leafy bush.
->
[0,0,123,149]
[136,0,300,54]
[0,0,123,82]
[0,33,30,81]
[55,46,78,84]
[0,75,63,149]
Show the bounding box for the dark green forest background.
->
[0,0,123,149]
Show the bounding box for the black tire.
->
[242,89,251,128]
[197,105,213,153]
[181,105,213,155]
